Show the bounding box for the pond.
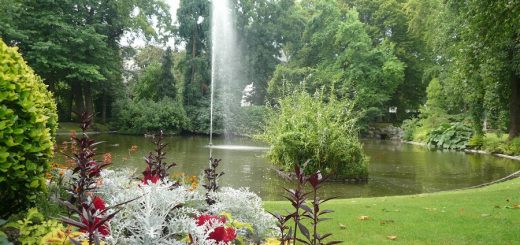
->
[54,134,520,201]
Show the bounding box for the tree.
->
[176,0,210,106]
[405,0,519,138]
[132,46,178,101]
[345,0,429,121]
[268,3,405,124]
[446,0,520,139]
[157,47,177,100]
[0,0,172,121]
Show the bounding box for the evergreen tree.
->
[157,47,176,100]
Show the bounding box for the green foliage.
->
[504,137,520,156]
[225,106,269,137]
[482,134,520,156]
[401,118,419,141]
[0,0,173,119]
[0,40,58,218]
[467,135,484,150]
[426,123,473,150]
[258,91,368,179]
[17,208,63,245]
[482,134,507,154]
[268,6,405,125]
[113,98,189,134]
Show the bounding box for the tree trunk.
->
[63,91,73,122]
[101,92,107,124]
[509,73,520,139]
[188,29,197,106]
[71,81,84,118]
[84,82,94,122]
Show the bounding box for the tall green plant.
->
[258,91,368,179]
[0,39,58,218]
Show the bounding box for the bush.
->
[504,137,520,156]
[16,208,63,245]
[258,91,368,179]
[401,118,419,141]
[113,97,189,134]
[98,169,275,244]
[426,123,473,150]
[482,134,506,154]
[467,134,484,149]
[224,105,268,136]
[0,39,58,218]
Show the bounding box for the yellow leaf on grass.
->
[387,235,398,240]
[358,215,369,220]
[512,204,520,209]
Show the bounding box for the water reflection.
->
[54,135,520,200]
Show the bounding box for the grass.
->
[264,178,520,244]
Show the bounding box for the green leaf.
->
[29,179,39,188]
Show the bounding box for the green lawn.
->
[264,178,520,244]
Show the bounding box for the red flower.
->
[80,217,110,236]
[92,196,106,210]
[194,214,236,243]
[141,174,160,185]
[80,196,110,237]
[196,214,226,226]
[208,226,237,242]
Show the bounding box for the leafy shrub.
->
[482,134,506,154]
[503,137,520,156]
[401,118,419,141]
[98,169,274,244]
[207,187,276,243]
[258,91,368,179]
[113,97,189,134]
[426,123,473,150]
[17,208,63,245]
[0,39,58,217]
[224,105,268,136]
[467,134,484,149]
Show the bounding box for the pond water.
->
[54,134,520,201]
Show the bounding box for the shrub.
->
[482,134,506,154]
[0,39,58,217]
[113,97,189,134]
[467,134,484,149]
[98,169,274,244]
[503,137,520,156]
[426,123,473,150]
[258,91,368,179]
[17,208,63,245]
[224,105,268,136]
[401,118,419,141]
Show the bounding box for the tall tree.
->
[0,0,172,121]
[233,0,300,104]
[446,0,520,139]
[176,0,210,106]
[344,0,429,121]
[268,2,405,123]
[157,47,177,100]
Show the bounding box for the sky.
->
[123,0,180,48]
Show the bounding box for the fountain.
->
[208,0,268,156]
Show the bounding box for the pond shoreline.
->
[402,140,520,162]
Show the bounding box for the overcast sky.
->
[123,0,180,48]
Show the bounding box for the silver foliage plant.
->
[97,169,276,244]
[207,187,277,243]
